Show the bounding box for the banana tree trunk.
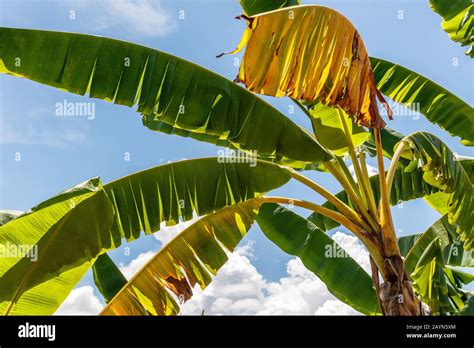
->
[377,255,431,316]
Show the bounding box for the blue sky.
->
[0,0,472,313]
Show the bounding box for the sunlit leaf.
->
[308,103,369,156]
[371,57,474,146]
[0,178,115,315]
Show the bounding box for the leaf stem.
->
[335,157,362,202]
[291,171,370,230]
[386,141,408,199]
[374,128,391,226]
[324,160,360,206]
[374,127,399,256]
[337,109,374,215]
[262,196,384,268]
[292,100,373,224]
[324,160,379,233]
[262,196,364,235]
[359,151,378,218]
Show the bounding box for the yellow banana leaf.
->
[101,199,261,315]
[225,5,391,128]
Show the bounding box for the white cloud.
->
[114,216,200,281]
[153,217,198,245]
[118,216,201,280]
[68,0,177,37]
[331,231,370,273]
[348,163,378,182]
[181,246,266,315]
[119,250,155,280]
[315,300,357,315]
[55,286,104,315]
[106,0,177,37]
[181,232,369,315]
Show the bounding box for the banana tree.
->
[0,0,472,316]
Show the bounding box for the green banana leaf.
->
[371,57,474,146]
[460,293,474,315]
[457,156,474,182]
[101,199,261,315]
[0,27,330,167]
[305,107,404,162]
[365,129,472,174]
[365,129,472,223]
[398,233,421,257]
[401,216,473,273]
[0,178,115,315]
[308,103,369,156]
[102,158,291,245]
[447,266,474,285]
[92,254,127,304]
[410,238,447,314]
[429,0,473,57]
[410,238,473,315]
[399,132,473,249]
[142,114,321,170]
[240,0,299,16]
[256,203,381,315]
